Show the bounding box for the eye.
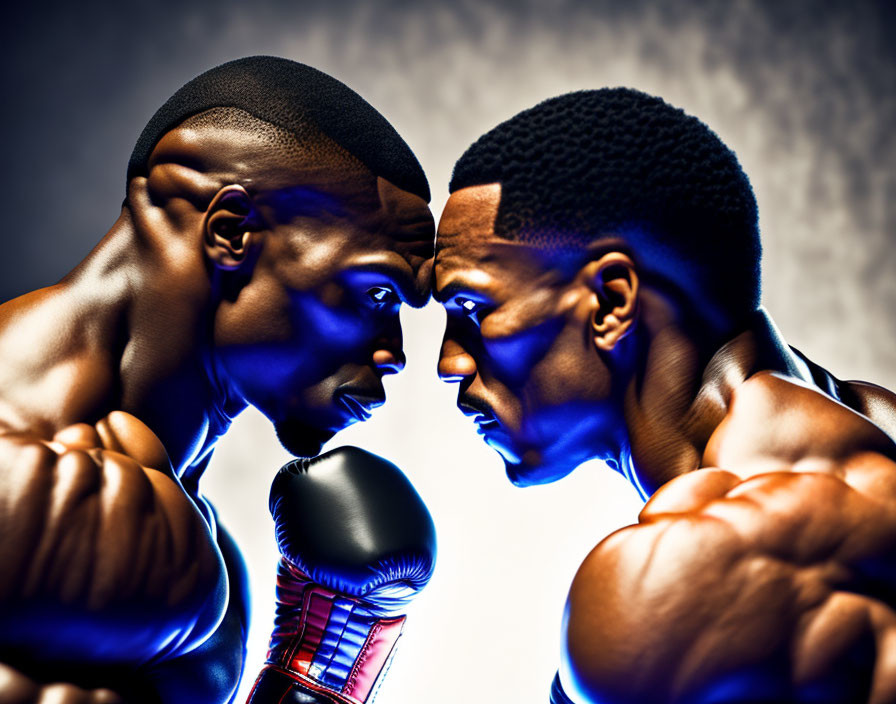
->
[455,296,493,326]
[366,285,399,308]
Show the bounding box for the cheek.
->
[288,287,376,351]
[513,321,611,436]
[215,277,376,358]
[214,278,293,347]
[214,295,379,411]
[473,319,586,437]
[482,315,565,388]
[534,330,609,406]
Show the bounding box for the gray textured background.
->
[3,1,894,701]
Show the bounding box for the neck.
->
[0,208,244,480]
[102,209,248,477]
[620,305,811,496]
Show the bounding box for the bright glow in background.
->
[3,2,894,702]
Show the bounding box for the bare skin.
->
[565,373,896,703]
[0,113,434,702]
[435,184,896,703]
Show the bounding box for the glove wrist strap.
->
[265,559,406,704]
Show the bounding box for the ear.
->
[203,185,257,271]
[583,252,639,352]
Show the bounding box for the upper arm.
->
[0,413,227,667]
[562,459,896,704]
[839,380,896,443]
[145,523,249,704]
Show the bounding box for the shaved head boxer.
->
[434,89,896,703]
[0,56,435,703]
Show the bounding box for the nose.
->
[438,337,477,382]
[373,315,405,375]
[373,347,406,374]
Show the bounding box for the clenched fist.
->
[0,411,226,668]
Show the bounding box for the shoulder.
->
[564,469,896,703]
[563,374,896,702]
[839,379,896,441]
[703,371,896,479]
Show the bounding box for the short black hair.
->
[450,89,761,325]
[128,56,430,202]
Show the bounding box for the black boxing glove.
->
[247,447,436,704]
[551,672,578,704]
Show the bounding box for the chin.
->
[274,418,334,458]
[504,461,539,487]
[504,459,578,487]
[498,444,579,487]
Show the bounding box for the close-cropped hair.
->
[128,55,430,203]
[450,88,761,324]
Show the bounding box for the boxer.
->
[0,56,434,702]
[434,89,896,702]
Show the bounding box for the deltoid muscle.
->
[247,446,436,704]
[0,412,227,667]
[562,376,896,704]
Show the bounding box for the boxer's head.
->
[435,89,760,485]
[127,57,434,456]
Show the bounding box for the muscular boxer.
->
[434,89,896,702]
[0,56,434,702]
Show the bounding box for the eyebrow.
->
[434,277,490,304]
[347,260,425,306]
[434,280,464,301]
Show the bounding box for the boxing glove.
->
[550,672,577,704]
[247,447,436,704]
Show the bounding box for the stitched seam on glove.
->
[265,665,357,704]
[344,621,380,697]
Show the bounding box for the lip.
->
[474,416,501,436]
[336,388,386,422]
[459,398,501,434]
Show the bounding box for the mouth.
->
[473,415,501,435]
[336,387,386,422]
[459,398,501,435]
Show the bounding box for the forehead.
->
[363,177,436,304]
[437,183,503,246]
[266,174,435,305]
[435,184,553,298]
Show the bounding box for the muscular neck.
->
[619,305,812,496]
[0,208,244,478]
